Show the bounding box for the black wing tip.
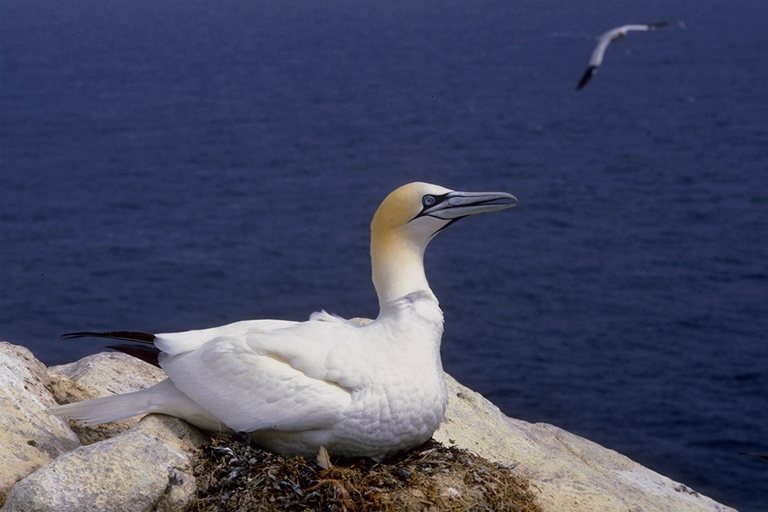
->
[576,66,597,90]
[106,344,162,367]
[648,21,669,29]
[62,331,100,339]
[61,331,156,343]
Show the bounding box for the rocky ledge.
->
[0,341,734,512]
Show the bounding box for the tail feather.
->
[49,380,232,432]
[49,388,159,426]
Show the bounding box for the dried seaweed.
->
[185,435,541,512]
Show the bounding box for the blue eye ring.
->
[422,195,437,207]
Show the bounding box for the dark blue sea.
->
[2,1,766,509]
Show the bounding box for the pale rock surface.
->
[1,341,736,512]
[48,351,166,401]
[47,352,166,444]
[434,374,736,512]
[0,342,80,503]
[1,414,207,512]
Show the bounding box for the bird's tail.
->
[49,388,159,426]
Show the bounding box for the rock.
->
[0,342,80,504]
[434,374,735,512]
[48,351,166,401]
[47,352,166,444]
[1,414,208,512]
[0,341,736,512]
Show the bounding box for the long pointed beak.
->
[424,190,518,220]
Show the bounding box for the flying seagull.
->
[50,182,517,459]
[576,22,668,90]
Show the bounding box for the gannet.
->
[50,182,517,459]
[576,22,667,90]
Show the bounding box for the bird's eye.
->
[422,195,437,208]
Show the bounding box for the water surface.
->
[2,1,767,509]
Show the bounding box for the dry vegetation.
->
[185,436,541,512]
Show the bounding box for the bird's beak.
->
[423,190,518,220]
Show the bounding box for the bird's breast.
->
[338,337,447,453]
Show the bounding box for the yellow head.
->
[370,182,517,306]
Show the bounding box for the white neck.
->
[371,230,436,309]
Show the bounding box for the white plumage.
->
[50,182,517,458]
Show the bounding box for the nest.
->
[185,435,541,512]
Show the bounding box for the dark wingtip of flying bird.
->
[576,65,597,90]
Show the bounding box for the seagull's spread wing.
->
[576,22,668,90]
[621,22,668,33]
[156,317,358,433]
[589,30,618,67]
[576,31,614,90]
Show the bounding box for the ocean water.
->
[1,1,767,509]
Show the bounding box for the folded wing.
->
[157,318,358,433]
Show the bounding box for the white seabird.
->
[576,22,667,90]
[50,182,517,459]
